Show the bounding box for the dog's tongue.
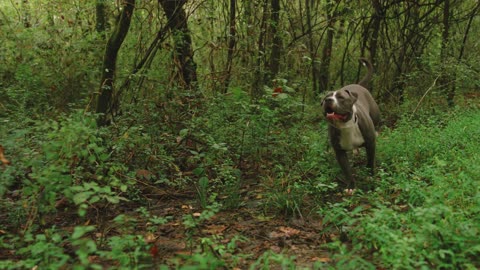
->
[327,112,347,121]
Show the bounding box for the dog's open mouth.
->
[325,108,348,121]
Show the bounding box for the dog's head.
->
[321,89,358,124]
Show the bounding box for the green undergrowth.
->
[1,96,479,268]
[321,107,480,269]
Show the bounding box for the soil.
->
[90,180,336,268]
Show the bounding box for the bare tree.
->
[318,0,336,93]
[252,0,269,99]
[96,0,107,39]
[223,0,237,93]
[267,0,282,82]
[159,0,198,90]
[305,0,319,95]
[95,0,135,126]
[440,0,453,106]
[22,0,31,28]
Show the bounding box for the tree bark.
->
[252,0,269,99]
[318,0,335,93]
[457,2,480,63]
[369,0,383,68]
[96,0,107,39]
[267,0,282,82]
[452,2,480,106]
[305,0,319,96]
[95,0,135,126]
[223,0,237,93]
[22,0,31,28]
[440,0,452,106]
[159,0,198,91]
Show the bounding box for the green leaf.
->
[89,195,100,204]
[88,155,96,163]
[106,196,120,204]
[73,191,93,205]
[193,167,205,176]
[71,226,95,240]
[179,128,189,138]
[99,153,110,161]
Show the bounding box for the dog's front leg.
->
[334,149,354,188]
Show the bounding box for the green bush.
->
[323,108,480,269]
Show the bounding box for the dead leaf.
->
[269,226,301,239]
[0,145,11,165]
[88,255,100,263]
[270,245,281,253]
[278,226,300,237]
[202,224,227,234]
[311,256,331,263]
[136,169,153,179]
[145,232,157,243]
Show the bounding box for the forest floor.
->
[2,98,479,269]
[150,185,330,268]
[91,179,337,268]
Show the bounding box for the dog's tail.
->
[357,58,373,88]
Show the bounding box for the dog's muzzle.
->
[323,98,349,122]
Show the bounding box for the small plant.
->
[249,250,297,270]
[170,234,248,269]
[193,167,210,209]
[15,229,70,269]
[70,226,101,269]
[263,170,313,218]
[136,206,170,232]
[71,182,127,217]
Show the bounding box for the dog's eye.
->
[337,96,345,100]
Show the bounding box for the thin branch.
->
[411,75,440,118]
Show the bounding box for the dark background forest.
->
[1,0,479,269]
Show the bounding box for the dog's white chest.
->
[339,122,365,151]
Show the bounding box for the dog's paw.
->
[344,189,355,196]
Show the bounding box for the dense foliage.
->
[1,0,479,269]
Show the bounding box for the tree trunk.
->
[453,2,480,106]
[252,0,269,99]
[369,0,383,68]
[267,0,282,82]
[22,0,31,28]
[223,0,237,93]
[95,0,135,126]
[159,0,198,91]
[305,0,319,96]
[457,2,480,62]
[358,0,383,94]
[318,0,335,93]
[96,0,107,39]
[440,0,452,106]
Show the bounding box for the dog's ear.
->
[345,90,358,103]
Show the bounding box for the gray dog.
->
[321,58,380,190]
